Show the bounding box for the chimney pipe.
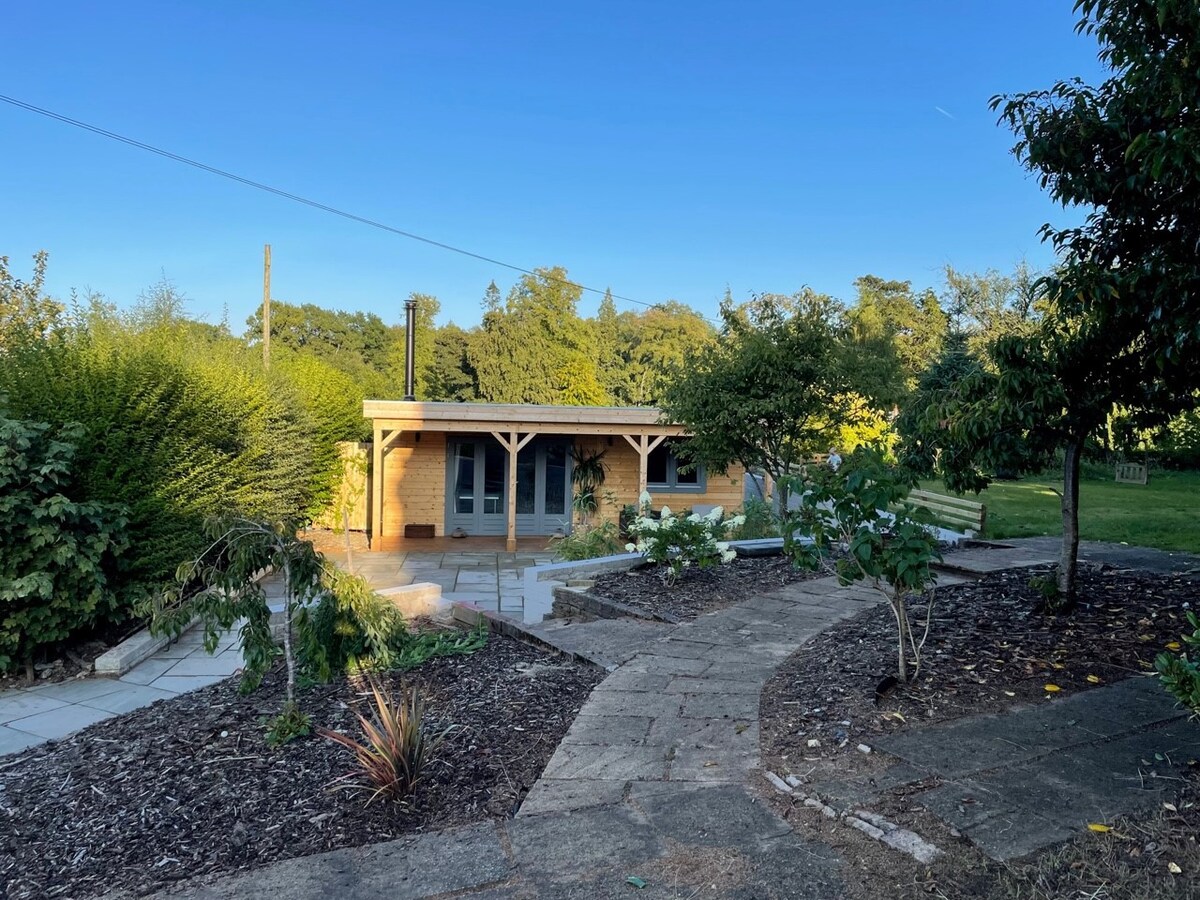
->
[403,297,417,401]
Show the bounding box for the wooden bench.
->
[907,489,987,534]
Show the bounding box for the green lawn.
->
[920,471,1200,552]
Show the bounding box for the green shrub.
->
[1156,611,1200,717]
[272,352,370,515]
[550,520,623,561]
[0,317,315,601]
[297,569,412,678]
[731,498,778,540]
[0,413,128,673]
[626,499,744,583]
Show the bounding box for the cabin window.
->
[646,444,706,492]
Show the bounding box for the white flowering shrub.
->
[624,493,745,583]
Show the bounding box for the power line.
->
[0,93,675,314]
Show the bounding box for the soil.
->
[590,553,824,620]
[0,634,603,900]
[759,563,1200,900]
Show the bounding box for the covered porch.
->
[363,401,688,552]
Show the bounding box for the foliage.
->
[613,301,716,406]
[0,413,128,674]
[0,252,62,350]
[424,322,477,402]
[264,701,312,748]
[319,679,450,805]
[1155,611,1200,718]
[895,339,988,477]
[272,352,369,514]
[151,516,325,712]
[470,267,606,405]
[570,447,608,525]
[246,299,392,385]
[625,496,744,583]
[784,448,942,681]
[550,520,624,561]
[0,303,315,600]
[730,498,778,541]
[941,263,1041,355]
[296,568,411,680]
[962,0,1200,599]
[660,290,863,535]
[844,275,947,403]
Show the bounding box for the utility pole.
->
[262,244,272,370]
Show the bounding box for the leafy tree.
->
[660,290,860,545]
[385,292,440,398]
[153,516,322,744]
[595,289,624,400]
[942,263,1041,353]
[470,267,606,404]
[615,302,716,406]
[926,0,1200,602]
[0,252,61,350]
[0,413,128,676]
[481,279,502,313]
[845,275,947,403]
[246,301,393,386]
[425,323,478,402]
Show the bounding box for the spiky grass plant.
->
[319,679,449,805]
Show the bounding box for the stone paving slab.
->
[869,677,1200,860]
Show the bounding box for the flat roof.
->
[363,400,682,433]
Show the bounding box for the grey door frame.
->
[445,435,572,536]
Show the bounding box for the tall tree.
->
[246,301,392,384]
[469,267,606,404]
[845,275,947,401]
[386,292,441,398]
[661,290,860,520]
[615,302,716,406]
[926,1,1200,601]
[425,323,478,402]
[594,289,623,401]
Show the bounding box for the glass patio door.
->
[446,438,571,536]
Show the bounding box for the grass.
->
[920,469,1200,552]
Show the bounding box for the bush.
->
[625,495,744,582]
[320,679,450,805]
[1156,611,1200,717]
[0,313,316,602]
[298,569,412,678]
[0,413,128,673]
[549,520,623,561]
[731,498,778,540]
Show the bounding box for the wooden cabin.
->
[363,401,745,551]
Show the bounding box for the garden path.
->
[153,540,1199,898]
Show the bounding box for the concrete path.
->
[0,616,247,756]
[322,548,557,618]
[865,677,1200,860]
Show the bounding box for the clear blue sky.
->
[0,1,1106,331]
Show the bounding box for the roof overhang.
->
[362,400,687,437]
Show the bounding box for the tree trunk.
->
[1058,437,1083,604]
[281,559,297,706]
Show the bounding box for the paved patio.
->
[0,550,554,756]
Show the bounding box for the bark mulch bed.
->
[758,563,1200,900]
[761,564,1198,775]
[0,635,603,900]
[589,553,823,620]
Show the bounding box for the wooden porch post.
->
[371,423,383,549]
[622,433,667,499]
[370,427,407,551]
[491,430,537,552]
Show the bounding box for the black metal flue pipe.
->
[403,296,417,401]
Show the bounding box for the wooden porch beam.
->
[623,433,668,498]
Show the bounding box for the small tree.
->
[784,449,942,682]
[660,291,863,550]
[151,515,324,744]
